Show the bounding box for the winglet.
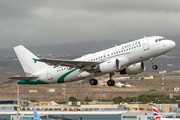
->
[33,106,42,120]
[32,58,39,63]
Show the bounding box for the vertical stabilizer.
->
[152,107,161,120]
[14,45,48,75]
[33,106,42,120]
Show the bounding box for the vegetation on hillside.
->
[67,94,180,105]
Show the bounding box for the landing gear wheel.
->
[89,79,98,85]
[152,65,158,70]
[150,58,158,70]
[107,80,115,86]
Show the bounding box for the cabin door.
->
[47,68,53,80]
[143,37,149,50]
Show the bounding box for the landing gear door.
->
[143,37,149,50]
[47,68,53,80]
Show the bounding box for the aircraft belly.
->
[78,71,91,79]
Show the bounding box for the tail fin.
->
[33,106,42,120]
[14,45,48,75]
[152,107,161,120]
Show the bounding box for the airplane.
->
[8,36,176,86]
[33,106,42,120]
[152,107,180,120]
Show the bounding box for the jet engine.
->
[99,59,121,73]
[120,62,146,75]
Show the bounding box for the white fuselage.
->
[17,36,176,84]
[155,117,180,120]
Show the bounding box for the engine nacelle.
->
[99,59,121,73]
[120,62,146,75]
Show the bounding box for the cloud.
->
[0,0,180,48]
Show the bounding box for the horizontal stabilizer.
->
[8,76,38,80]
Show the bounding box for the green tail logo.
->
[32,58,39,63]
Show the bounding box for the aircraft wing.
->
[8,77,38,80]
[38,58,99,70]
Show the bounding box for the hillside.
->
[0,67,180,102]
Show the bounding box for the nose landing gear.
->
[150,58,158,70]
[152,65,158,70]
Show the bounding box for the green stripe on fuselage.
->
[18,68,78,84]
[18,80,48,84]
[57,68,78,83]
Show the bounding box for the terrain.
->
[0,67,180,102]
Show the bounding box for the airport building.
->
[0,110,178,120]
[0,99,180,120]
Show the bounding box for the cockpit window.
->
[155,38,166,42]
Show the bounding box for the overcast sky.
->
[0,0,180,48]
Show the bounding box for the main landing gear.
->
[89,78,98,85]
[107,80,115,86]
[89,73,115,86]
[150,57,158,70]
[107,73,115,86]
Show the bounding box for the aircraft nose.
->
[169,40,176,48]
